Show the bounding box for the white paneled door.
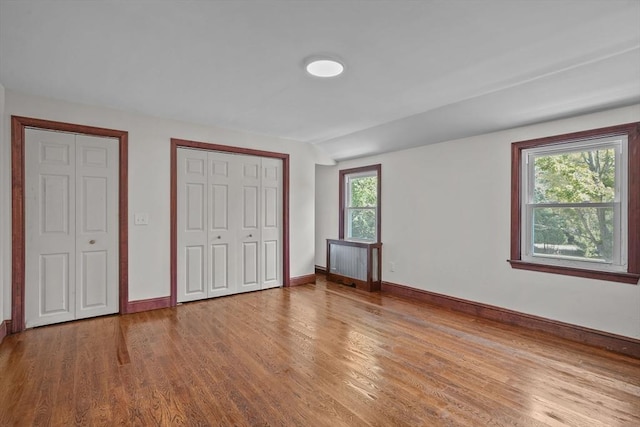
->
[177,148,282,303]
[25,128,119,328]
[260,157,283,290]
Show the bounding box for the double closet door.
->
[177,148,282,302]
[25,128,119,328]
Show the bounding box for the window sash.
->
[345,207,377,241]
[339,164,381,242]
[346,172,377,208]
[520,136,628,272]
[523,203,622,268]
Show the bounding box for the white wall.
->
[316,104,640,339]
[2,90,318,304]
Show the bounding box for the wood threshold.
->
[382,281,640,359]
[125,297,172,314]
[288,274,316,287]
[10,116,129,333]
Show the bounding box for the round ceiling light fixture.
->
[305,57,345,78]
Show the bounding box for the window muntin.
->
[339,165,381,242]
[521,136,628,272]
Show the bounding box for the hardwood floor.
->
[1,276,639,426]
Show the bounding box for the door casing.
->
[11,116,129,333]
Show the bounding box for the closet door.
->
[261,157,283,289]
[177,148,283,303]
[25,129,77,327]
[75,135,119,319]
[207,152,238,298]
[177,149,209,302]
[24,129,119,328]
[237,155,262,293]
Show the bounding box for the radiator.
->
[326,239,382,291]
[329,243,367,280]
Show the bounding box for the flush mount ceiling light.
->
[305,57,345,78]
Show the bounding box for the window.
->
[509,123,639,284]
[523,138,626,268]
[339,164,381,242]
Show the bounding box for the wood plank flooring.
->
[1,276,639,426]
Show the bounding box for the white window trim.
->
[520,135,628,273]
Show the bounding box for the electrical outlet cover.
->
[134,213,149,225]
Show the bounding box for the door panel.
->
[80,250,108,309]
[26,129,76,327]
[243,163,259,179]
[79,145,108,168]
[211,159,228,176]
[243,186,258,229]
[242,242,259,286]
[41,174,71,234]
[81,176,108,233]
[261,158,282,289]
[40,141,71,165]
[211,243,229,290]
[39,253,72,315]
[207,152,237,297]
[185,245,206,295]
[186,157,205,175]
[238,155,261,292]
[177,149,209,302]
[264,240,278,283]
[186,183,206,230]
[75,135,118,320]
[211,184,228,229]
[264,187,277,228]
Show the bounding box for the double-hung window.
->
[509,123,639,284]
[339,165,381,242]
[523,137,626,269]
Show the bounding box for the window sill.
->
[507,260,639,285]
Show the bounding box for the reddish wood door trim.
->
[170,138,291,307]
[10,116,129,333]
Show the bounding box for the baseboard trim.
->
[315,265,327,274]
[125,296,171,314]
[0,320,8,345]
[289,274,316,287]
[382,281,640,359]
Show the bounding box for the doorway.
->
[170,138,290,305]
[11,116,128,333]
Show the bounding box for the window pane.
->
[532,206,614,262]
[348,208,376,240]
[533,148,615,204]
[349,176,377,207]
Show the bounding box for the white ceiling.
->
[1,0,639,161]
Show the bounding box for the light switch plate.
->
[134,213,149,225]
